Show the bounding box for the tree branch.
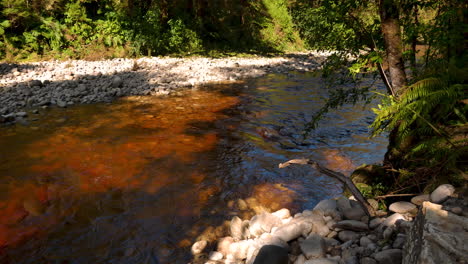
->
[279,159,377,218]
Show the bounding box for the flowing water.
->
[0,71,387,263]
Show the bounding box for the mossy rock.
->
[350,164,386,185]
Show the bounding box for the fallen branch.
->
[375,193,417,199]
[279,158,377,218]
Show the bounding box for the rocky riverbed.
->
[0,52,329,123]
[191,184,467,264]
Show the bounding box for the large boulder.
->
[403,201,468,264]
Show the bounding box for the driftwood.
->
[279,158,377,218]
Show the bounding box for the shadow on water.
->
[0,69,387,263]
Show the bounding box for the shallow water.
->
[0,72,387,263]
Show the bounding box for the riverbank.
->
[0,52,330,122]
[193,184,467,264]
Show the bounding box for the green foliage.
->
[0,0,304,60]
[371,64,468,181]
[165,18,202,53]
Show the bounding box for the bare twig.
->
[279,158,377,217]
[375,193,417,199]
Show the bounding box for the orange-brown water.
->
[0,72,387,263]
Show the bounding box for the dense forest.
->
[0,0,467,195]
[0,0,303,59]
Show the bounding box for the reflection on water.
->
[0,72,387,263]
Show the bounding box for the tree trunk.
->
[379,0,407,96]
[410,3,419,70]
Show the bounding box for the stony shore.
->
[191,184,467,264]
[0,52,330,123]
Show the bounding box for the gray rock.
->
[374,249,402,264]
[360,257,377,264]
[389,201,417,214]
[450,206,462,215]
[29,80,42,87]
[343,207,366,221]
[253,245,288,264]
[392,233,406,249]
[338,230,359,242]
[111,76,123,88]
[383,226,394,240]
[337,196,352,213]
[191,240,207,255]
[369,218,384,229]
[77,84,87,93]
[324,237,340,249]
[57,99,67,108]
[430,184,455,204]
[411,194,430,206]
[334,220,369,231]
[360,236,373,247]
[209,251,223,261]
[382,213,405,227]
[300,234,326,259]
[342,255,358,264]
[314,199,337,215]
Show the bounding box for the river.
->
[0,71,387,263]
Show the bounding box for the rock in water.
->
[430,184,455,204]
[230,216,244,240]
[191,240,207,255]
[253,245,288,264]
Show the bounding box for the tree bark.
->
[379,0,407,96]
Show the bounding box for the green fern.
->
[371,69,467,180]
